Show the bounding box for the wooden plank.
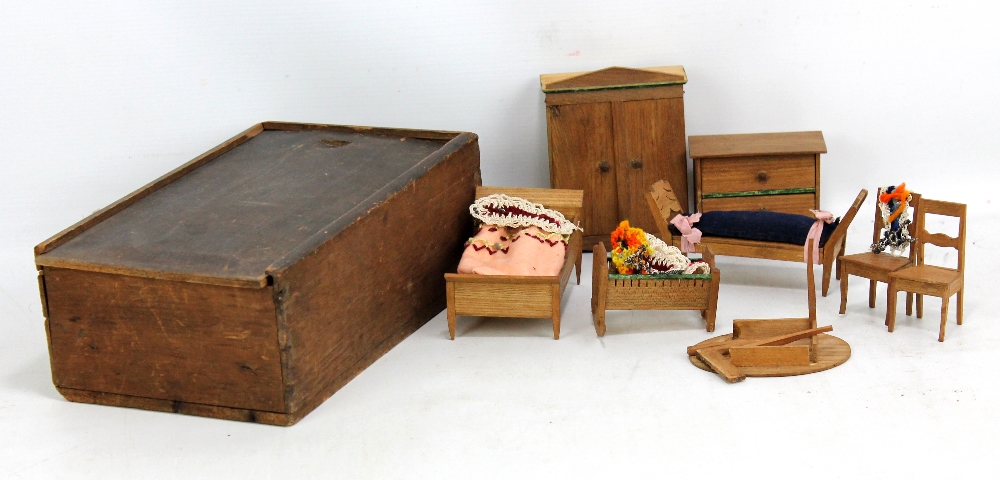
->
[689,131,827,158]
[540,66,687,92]
[730,345,811,367]
[44,267,285,412]
[454,282,555,318]
[733,318,813,339]
[271,139,481,412]
[614,96,689,227]
[546,102,620,237]
[605,283,709,310]
[696,349,746,383]
[687,326,832,356]
[260,121,463,141]
[34,123,265,257]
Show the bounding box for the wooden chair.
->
[839,193,921,315]
[885,198,967,342]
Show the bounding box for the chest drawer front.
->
[699,154,816,194]
[701,193,817,216]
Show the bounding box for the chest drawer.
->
[700,193,816,216]
[700,154,816,194]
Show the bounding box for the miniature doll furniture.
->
[646,179,868,296]
[885,198,967,342]
[687,241,850,383]
[688,131,826,216]
[540,65,689,250]
[445,187,584,340]
[839,193,922,315]
[591,241,720,336]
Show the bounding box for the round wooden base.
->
[688,333,851,377]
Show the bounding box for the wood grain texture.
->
[270,137,481,413]
[37,129,453,287]
[546,102,619,237]
[699,155,816,194]
[730,345,810,367]
[34,123,265,257]
[43,267,285,412]
[733,318,813,339]
[689,131,827,158]
[614,97,688,231]
[544,85,684,106]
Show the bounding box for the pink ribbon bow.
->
[804,209,834,264]
[670,213,703,253]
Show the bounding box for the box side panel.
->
[273,139,481,414]
[44,267,285,412]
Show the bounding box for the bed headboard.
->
[475,186,584,222]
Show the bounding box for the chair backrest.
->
[872,191,921,262]
[914,198,967,272]
[646,179,683,241]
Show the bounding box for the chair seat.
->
[840,252,911,271]
[890,264,963,296]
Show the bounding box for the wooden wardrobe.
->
[541,65,689,249]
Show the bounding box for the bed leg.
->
[552,283,561,340]
[446,280,457,340]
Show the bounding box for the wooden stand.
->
[445,187,584,340]
[686,240,851,382]
[591,242,720,336]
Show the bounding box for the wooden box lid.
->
[540,65,687,93]
[689,131,827,158]
[35,122,477,288]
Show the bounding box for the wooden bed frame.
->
[591,241,720,336]
[646,179,867,296]
[444,187,584,339]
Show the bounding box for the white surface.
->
[2,1,999,478]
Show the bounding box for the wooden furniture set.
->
[541,66,690,250]
[445,187,584,340]
[591,241,720,336]
[35,122,481,425]
[35,64,971,423]
[645,178,868,297]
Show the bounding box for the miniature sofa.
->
[646,180,867,296]
[444,187,583,339]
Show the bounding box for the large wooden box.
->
[35,122,481,425]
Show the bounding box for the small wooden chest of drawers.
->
[688,131,826,216]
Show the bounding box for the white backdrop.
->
[2,1,999,478]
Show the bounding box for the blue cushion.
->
[669,210,840,247]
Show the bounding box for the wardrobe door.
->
[546,102,619,244]
[613,97,688,233]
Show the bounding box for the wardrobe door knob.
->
[630,158,643,169]
[597,161,611,173]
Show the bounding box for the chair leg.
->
[917,294,923,318]
[821,261,832,297]
[886,279,898,332]
[939,295,949,342]
[868,280,877,308]
[957,288,964,325]
[839,265,848,314]
[905,292,913,316]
